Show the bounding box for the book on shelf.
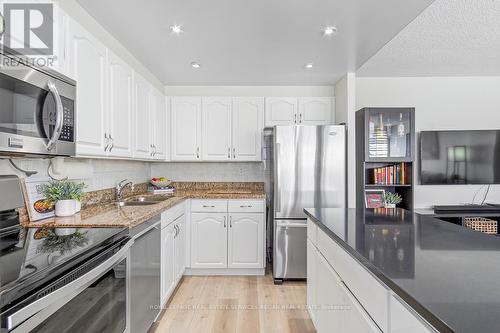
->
[368,163,411,186]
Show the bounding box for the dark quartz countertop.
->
[304,208,500,333]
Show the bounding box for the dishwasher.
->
[130,215,161,333]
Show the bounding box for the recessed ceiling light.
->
[170,25,182,34]
[191,61,201,69]
[304,63,313,69]
[322,26,337,36]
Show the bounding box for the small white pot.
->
[75,200,81,212]
[384,203,396,209]
[55,199,76,217]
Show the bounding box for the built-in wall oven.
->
[0,48,76,156]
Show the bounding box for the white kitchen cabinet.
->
[390,295,436,333]
[202,97,232,161]
[306,239,318,325]
[161,223,175,305]
[227,213,264,268]
[173,214,186,282]
[67,19,107,157]
[298,97,333,125]
[171,97,202,161]
[190,212,228,268]
[265,97,298,126]
[341,281,381,333]
[316,252,344,333]
[189,200,265,272]
[107,50,133,158]
[150,88,167,160]
[133,73,152,159]
[232,97,264,161]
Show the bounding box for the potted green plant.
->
[40,180,86,217]
[383,192,402,209]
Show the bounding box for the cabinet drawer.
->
[390,295,436,333]
[317,228,389,332]
[161,201,186,229]
[191,199,227,212]
[307,218,318,245]
[228,200,264,213]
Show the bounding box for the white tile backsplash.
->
[0,157,264,192]
[0,158,150,192]
[151,162,265,182]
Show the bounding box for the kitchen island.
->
[305,208,500,333]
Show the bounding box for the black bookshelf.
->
[356,107,415,210]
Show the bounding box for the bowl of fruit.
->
[150,177,171,188]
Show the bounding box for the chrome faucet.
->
[116,179,134,201]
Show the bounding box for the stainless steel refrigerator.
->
[272,125,346,283]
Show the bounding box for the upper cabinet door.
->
[171,97,202,161]
[67,20,107,157]
[133,74,152,159]
[151,89,167,160]
[202,97,232,161]
[232,97,264,161]
[107,50,133,158]
[298,97,333,125]
[265,97,298,126]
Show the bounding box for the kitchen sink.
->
[116,195,171,207]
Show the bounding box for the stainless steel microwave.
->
[0,49,76,157]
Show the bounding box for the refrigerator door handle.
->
[275,142,281,213]
[276,220,307,228]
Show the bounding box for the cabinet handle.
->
[109,134,114,152]
[239,205,252,208]
[228,147,231,159]
[299,113,302,124]
[104,133,110,151]
[223,216,226,228]
[233,148,236,159]
[229,216,232,228]
[196,147,200,159]
[202,205,215,208]
[294,113,297,124]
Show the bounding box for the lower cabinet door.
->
[191,213,228,268]
[306,239,318,326]
[174,215,186,281]
[161,224,175,304]
[227,213,264,268]
[316,253,343,333]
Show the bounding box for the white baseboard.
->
[184,267,265,276]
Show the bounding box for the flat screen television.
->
[420,130,500,185]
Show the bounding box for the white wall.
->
[356,76,500,208]
[335,74,357,207]
[164,86,334,97]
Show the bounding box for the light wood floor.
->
[154,270,316,333]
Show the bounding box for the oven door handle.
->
[6,239,133,332]
[45,81,64,151]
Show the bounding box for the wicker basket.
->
[464,217,498,235]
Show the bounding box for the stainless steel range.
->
[0,176,131,333]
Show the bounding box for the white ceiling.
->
[76,0,434,85]
[358,0,500,77]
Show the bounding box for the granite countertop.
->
[304,208,500,333]
[21,189,265,229]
